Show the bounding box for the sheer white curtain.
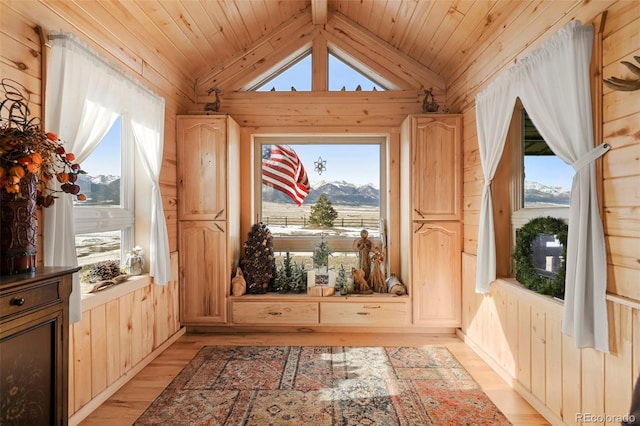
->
[45,32,170,322]
[474,80,517,294]
[45,35,122,323]
[131,97,171,285]
[474,21,610,351]
[516,23,610,351]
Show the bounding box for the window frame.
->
[509,102,570,270]
[253,134,388,255]
[74,114,135,266]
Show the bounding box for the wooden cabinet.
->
[0,267,78,426]
[320,300,410,326]
[231,301,319,325]
[229,295,410,328]
[177,115,240,325]
[400,114,463,328]
[177,116,230,220]
[411,222,462,327]
[180,221,230,324]
[406,115,462,221]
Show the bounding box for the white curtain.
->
[474,80,517,294]
[474,21,610,351]
[131,101,171,284]
[45,32,170,322]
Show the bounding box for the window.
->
[511,107,572,228]
[74,115,135,278]
[255,136,386,270]
[255,52,312,92]
[253,51,386,92]
[328,52,385,91]
[506,104,573,276]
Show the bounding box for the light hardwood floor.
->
[79,332,549,425]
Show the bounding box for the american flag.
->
[262,145,310,206]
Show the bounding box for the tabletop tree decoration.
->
[241,222,275,294]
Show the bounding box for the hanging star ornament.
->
[314,156,327,175]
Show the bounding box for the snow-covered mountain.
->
[524,181,571,206]
[76,174,120,204]
[263,180,380,206]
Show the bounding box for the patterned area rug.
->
[134,346,511,425]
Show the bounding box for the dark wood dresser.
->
[0,267,79,426]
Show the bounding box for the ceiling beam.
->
[311,0,328,25]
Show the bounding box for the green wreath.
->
[513,216,568,299]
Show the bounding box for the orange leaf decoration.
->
[46,132,58,141]
[65,153,76,162]
[9,165,25,178]
[56,172,70,183]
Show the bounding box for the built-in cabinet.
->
[177,115,240,325]
[401,114,463,328]
[177,113,462,331]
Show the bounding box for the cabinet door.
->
[179,221,228,324]
[177,117,227,220]
[411,221,461,327]
[412,116,462,221]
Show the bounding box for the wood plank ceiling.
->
[40,0,570,87]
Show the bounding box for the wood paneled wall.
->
[454,1,640,425]
[68,252,182,424]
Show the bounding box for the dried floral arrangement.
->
[0,79,86,206]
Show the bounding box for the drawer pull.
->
[356,312,371,316]
[10,297,26,306]
[268,311,282,316]
[363,305,381,309]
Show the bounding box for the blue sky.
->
[283,144,380,187]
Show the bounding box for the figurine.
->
[355,229,372,281]
[368,246,386,293]
[351,267,373,294]
[231,266,246,296]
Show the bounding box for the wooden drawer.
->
[0,279,61,320]
[231,301,319,325]
[320,301,410,326]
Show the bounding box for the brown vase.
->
[0,173,37,275]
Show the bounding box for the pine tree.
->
[308,194,338,227]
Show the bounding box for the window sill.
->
[493,278,564,315]
[80,274,151,312]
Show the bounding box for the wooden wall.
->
[68,253,181,424]
[452,1,640,425]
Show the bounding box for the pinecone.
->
[89,260,121,281]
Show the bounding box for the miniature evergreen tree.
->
[308,194,338,227]
[241,223,275,294]
[290,262,307,293]
[335,264,347,294]
[312,234,332,269]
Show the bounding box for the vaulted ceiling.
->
[32,1,586,88]
[15,0,596,111]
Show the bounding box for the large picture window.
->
[255,136,386,270]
